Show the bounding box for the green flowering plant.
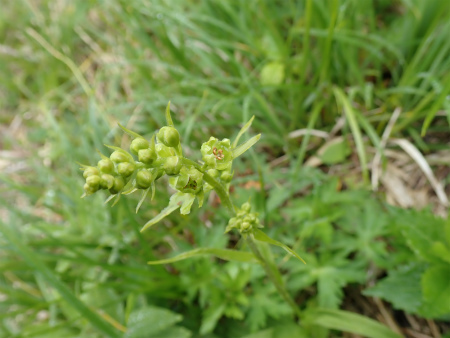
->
[79,102,305,320]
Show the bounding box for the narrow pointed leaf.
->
[111,193,122,207]
[232,115,255,148]
[151,181,155,200]
[165,101,174,127]
[118,123,144,139]
[96,149,109,160]
[136,188,150,213]
[148,248,259,265]
[311,308,402,338]
[232,134,261,159]
[104,144,134,162]
[104,194,117,205]
[140,192,190,232]
[253,229,306,264]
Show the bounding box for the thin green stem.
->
[246,236,302,319]
[181,158,301,319]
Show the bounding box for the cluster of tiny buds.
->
[225,202,263,234]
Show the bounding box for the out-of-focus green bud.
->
[98,159,115,174]
[109,176,125,194]
[110,151,129,163]
[201,137,232,170]
[155,143,175,158]
[83,167,99,179]
[84,183,98,195]
[241,202,251,212]
[99,174,115,189]
[118,162,136,177]
[175,166,203,194]
[138,148,156,164]
[157,126,180,148]
[130,138,149,155]
[136,169,153,189]
[86,175,101,190]
[163,156,182,176]
[220,171,233,183]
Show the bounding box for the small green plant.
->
[78,103,405,338]
[79,102,306,317]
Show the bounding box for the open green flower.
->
[201,137,233,170]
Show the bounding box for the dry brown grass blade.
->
[389,138,449,206]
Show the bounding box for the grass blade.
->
[148,248,259,265]
[333,86,369,183]
[0,221,121,338]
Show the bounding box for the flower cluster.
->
[80,103,261,231]
[225,202,263,234]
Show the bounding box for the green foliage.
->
[2,0,450,337]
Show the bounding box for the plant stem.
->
[181,157,301,319]
[246,236,302,320]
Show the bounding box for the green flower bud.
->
[109,176,125,194]
[98,159,115,174]
[86,175,101,189]
[241,202,251,213]
[175,166,203,194]
[241,222,251,232]
[118,162,136,177]
[99,174,115,189]
[84,183,98,195]
[110,151,129,163]
[157,126,180,148]
[156,143,175,158]
[136,169,153,189]
[163,156,182,176]
[201,137,232,170]
[138,148,156,164]
[83,167,99,179]
[220,171,233,183]
[130,138,149,155]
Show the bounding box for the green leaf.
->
[135,188,150,213]
[140,192,194,232]
[147,248,259,265]
[319,139,351,164]
[253,230,306,264]
[124,306,185,338]
[232,134,261,159]
[165,101,174,127]
[118,123,144,139]
[0,221,121,338]
[363,263,426,313]
[310,308,402,338]
[420,265,450,317]
[232,115,255,148]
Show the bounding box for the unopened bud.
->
[86,175,101,189]
[157,126,180,148]
[138,148,156,164]
[130,138,149,155]
[118,162,136,177]
[163,156,182,176]
[136,170,153,189]
[83,167,99,179]
[110,151,129,163]
[98,159,114,174]
[109,176,125,194]
[99,174,115,189]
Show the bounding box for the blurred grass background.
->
[1,0,450,337]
